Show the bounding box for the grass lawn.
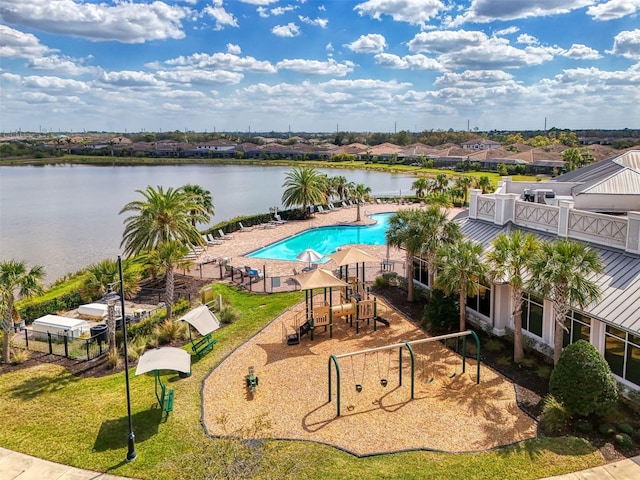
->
[0,284,604,479]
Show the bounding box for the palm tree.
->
[433,173,449,193]
[412,177,429,198]
[476,176,494,194]
[332,175,349,201]
[386,209,426,302]
[82,258,141,301]
[148,241,192,319]
[529,239,603,364]
[455,175,473,206]
[351,183,371,222]
[120,185,205,256]
[486,231,541,363]
[420,205,462,288]
[281,167,326,218]
[434,239,486,332]
[0,260,44,363]
[182,184,215,227]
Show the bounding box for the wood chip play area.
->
[202,294,537,456]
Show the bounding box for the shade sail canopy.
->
[178,305,221,336]
[294,268,348,290]
[135,347,191,375]
[296,248,324,264]
[328,247,377,266]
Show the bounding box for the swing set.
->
[328,330,481,417]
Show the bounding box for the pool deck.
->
[190,202,443,285]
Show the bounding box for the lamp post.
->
[102,256,136,461]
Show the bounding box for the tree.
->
[486,231,541,363]
[351,183,371,222]
[281,167,326,219]
[82,258,141,301]
[0,260,44,363]
[549,340,618,417]
[332,176,349,201]
[529,239,604,364]
[420,205,462,288]
[455,175,473,207]
[476,176,494,194]
[148,241,192,319]
[120,185,205,256]
[434,239,486,332]
[562,148,582,172]
[412,177,429,198]
[182,184,215,227]
[433,173,449,193]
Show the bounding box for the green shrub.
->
[536,364,553,381]
[618,423,635,435]
[125,336,149,361]
[614,433,634,448]
[485,338,504,352]
[421,289,458,331]
[540,395,571,435]
[105,349,121,370]
[598,423,616,436]
[549,340,618,417]
[153,320,185,345]
[573,418,593,434]
[219,306,241,325]
[10,348,30,365]
[635,428,640,441]
[18,291,84,324]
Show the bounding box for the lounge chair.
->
[239,222,254,232]
[259,222,277,229]
[316,205,329,214]
[218,229,234,240]
[273,214,287,224]
[244,266,264,281]
[205,233,223,246]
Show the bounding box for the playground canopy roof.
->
[328,247,377,266]
[178,305,221,336]
[294,268,348,290]
[135,347,191,376]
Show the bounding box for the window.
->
[563,311,591,347]
[521,292,543,338]
[467,283,491,317]
[604,326,640,387]
[412,257,429,286]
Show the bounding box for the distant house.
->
[196,140,236,152]
[461,138,502,150]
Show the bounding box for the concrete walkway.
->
[0,447,136,480]
[2,446,639,480]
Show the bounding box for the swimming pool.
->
[247,213,392,262]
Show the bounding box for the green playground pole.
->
[403,342,415,399]
[328,355,341,416]
[469,330,481,384]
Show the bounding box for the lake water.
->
[0,164,414,283]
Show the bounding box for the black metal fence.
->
[14,329,108,361]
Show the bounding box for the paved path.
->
[2,446,639,480]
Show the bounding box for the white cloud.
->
[159,52,276,73]
[345,33,387,53]
[0,25,50,58]
[27,55,99,76]
[2,73,91,92]
[239,0,278,4]
[587,0,640,21]
[374,53,443,70]
[272,23,301,37]
[451,0,594,25]
[516,34,539,45]
[433,70,515,86]
[227,43,241,54]
[271,5,298,15]
[203,0,239,30]
[354,0,446,26]
[299,15,329,28]
[408,30,562,69]
[0,0,190,43]
[276,58,355,76]
[494,26,519,36]
[98,70,163,87]
[156,69,244,85]
[326,43,334,52]
[607,29,640,60]
[562,44,602,60]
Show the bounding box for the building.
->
[414,150,640,393]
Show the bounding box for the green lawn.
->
[0,284,603,479]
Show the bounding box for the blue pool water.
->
[247,213,392,262]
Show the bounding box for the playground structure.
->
[285,268,388,345]
[328,330,481,417]
[246,366,259,393]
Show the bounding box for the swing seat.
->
[355,384,363,393]
[380,379,388,388]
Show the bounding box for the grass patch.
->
[0,284,604,479]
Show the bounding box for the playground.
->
[201,295,537,456]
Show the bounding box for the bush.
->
[421,289,458,331]
[105,349,121,370]
[615,433,634,448]
[540,395,571,435]
[573,418,593,434]
[219,306,241,325]
[598,423,616,436]
[125,335,149,361]
[153,320,186,345]
[10,348,30,365]
[549,340,618,418]
[618,423,635,435]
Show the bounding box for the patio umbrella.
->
[296,248,324,269]
[327,247,377,283]
[294,268,347,290]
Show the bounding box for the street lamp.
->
[102,256,136,461]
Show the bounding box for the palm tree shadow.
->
[8,370,79,400]
[93,408,162,452]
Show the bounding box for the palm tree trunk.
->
[106,303,116,352]
[512,290,524,363]
[165,266,175,319]
[459,288,466,331]
[2,298,14,363]
[553,296,569,364]
[356,203,361,222]
[406,250,415,302]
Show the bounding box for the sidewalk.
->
[2,445,639,480]
[0,447,136,480]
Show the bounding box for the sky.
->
[1,0,639,134]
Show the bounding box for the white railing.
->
[568,210,628,249]
[476,197,495,221]
[514,201,559,233]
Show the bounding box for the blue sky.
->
[1,0,639,133]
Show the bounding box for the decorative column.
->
[493,193,519,226]
[469,189,481,219]
[626,212,640,255]
[558,200,574,238]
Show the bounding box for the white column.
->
[469,189,481,219]
[494,193,519,226]
[625,211,640,254]
[558,200,574,238]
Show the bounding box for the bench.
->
[246,366,259,393]
[164,388,175,414]
[191,333,218,359]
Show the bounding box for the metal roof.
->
[458,217,640,334]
